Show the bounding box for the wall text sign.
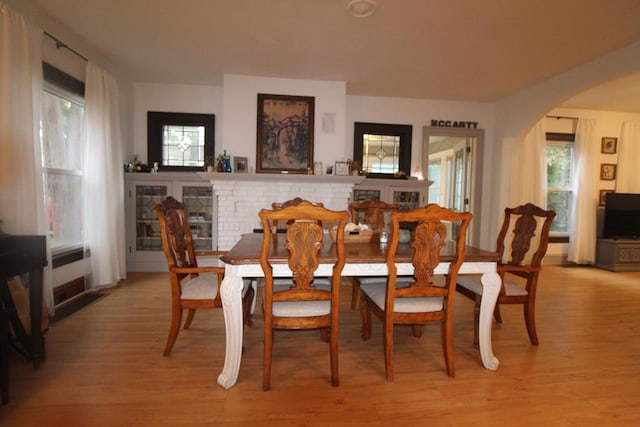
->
[431,120,479,128]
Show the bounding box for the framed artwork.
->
[335,161,350,176]
[599,189,614,207]
[256,93,315,174]
[234,156,248,173]
[600,163,617,180]
[601,137,618,154]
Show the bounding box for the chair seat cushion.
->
[457,275,528,296]
[272,300,330,317]
[181,273,218,300]
[356,276,415,285]
[360,282,443,313]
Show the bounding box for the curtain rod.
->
[44,31,88,62]
[546,115,578,120]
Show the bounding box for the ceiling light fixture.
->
[347,0,377,18]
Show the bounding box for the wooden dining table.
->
[217,232,501,389]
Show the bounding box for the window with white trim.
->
[546,132,574,235]
[41,63,85,252]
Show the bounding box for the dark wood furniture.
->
[0,234,47,404]
[218,230,501,389]
[348,199,399,309]
[457,203,556,346]
[258,201,349,390]
[358,204,473,380]
[155,197,252,356]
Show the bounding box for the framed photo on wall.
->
[234,156,248,173]
[256,93,315,174]
[599,189,614,206]
[600,163,617,180]
[601,137,618,154]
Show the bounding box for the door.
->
[422,126,483,245]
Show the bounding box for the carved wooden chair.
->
[155,196,252,356]
[271,197,324,230]
[258,201,348,390]
[456,203,556,346]
[348,199,399,309]
[359,204,472,380]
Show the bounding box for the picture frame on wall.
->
[256,93,315,174]
[601,137,618,154]
[600,163,617,180]
[234,156,248,173]
[599,189,614,206]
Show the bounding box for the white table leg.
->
[217,264,245,389]
[478,270,501,370]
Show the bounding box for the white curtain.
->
[83,62,126,288]
[508,119,547,208]
[617,121,640,193]
[567,119,597,264]
[0,4,44,234]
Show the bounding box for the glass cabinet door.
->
[180,185,213,250]
[392,190,420,211]
[135,185,169,251]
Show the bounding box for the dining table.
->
[217,232,501,389]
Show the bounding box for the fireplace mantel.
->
[197,172,365,185]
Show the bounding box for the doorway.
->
[422,126,484,245]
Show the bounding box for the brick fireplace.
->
[198,173,365,250]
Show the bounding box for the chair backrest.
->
[258,201,348,304]
[496,203,556,268]
[386,204,473,306]
[271,197,324,230]
[349,199,398,232]
[155,196,197,272]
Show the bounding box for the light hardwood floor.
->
[2,265,640,426]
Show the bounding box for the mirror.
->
[353,122,412,178]
[422,126,484,245]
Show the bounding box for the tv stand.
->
[596,238,640,271]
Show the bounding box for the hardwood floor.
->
[2,265,640,426]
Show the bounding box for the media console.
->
[595,238,640,272]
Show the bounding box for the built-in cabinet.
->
[125,172,215,272]
[352,178,429,211]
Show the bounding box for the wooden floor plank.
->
[2,266,640,426]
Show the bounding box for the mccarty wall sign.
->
[430,119,479,128]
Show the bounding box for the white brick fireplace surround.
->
[198,173,365,250]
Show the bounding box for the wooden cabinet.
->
[352,178,429,211]
[595,239,640,272]
[125,172,215,272]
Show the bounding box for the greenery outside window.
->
[546,132,574,235]
[353,122,412,178]
[147,112,215,171]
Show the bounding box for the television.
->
[602,193,640,239]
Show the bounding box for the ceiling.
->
[29,0,640,112]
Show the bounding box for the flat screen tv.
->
[602,192,640,239]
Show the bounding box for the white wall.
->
[221,74,347,170]
[131,82,223,164]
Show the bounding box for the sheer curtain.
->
[617,121,640,193]
[567,119,597,264]
[83,62,126,288]
[508,119,547,207]
[0,4,44,234]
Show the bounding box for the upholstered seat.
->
[155,196,253,356]
[258,200,348,390]
[456,203,556,346]
[359,204,473,380]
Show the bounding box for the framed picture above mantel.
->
[256,93,314,174]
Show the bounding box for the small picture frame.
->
[334,161,350,176]
[599,189,614,206]
[600,163,617,181]
[601,137,617,154]
[234,156,248,173]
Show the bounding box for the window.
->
[147,112,215,171]
[546,132,574,234]
[353,122,412,178]
[41,63,85,252]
